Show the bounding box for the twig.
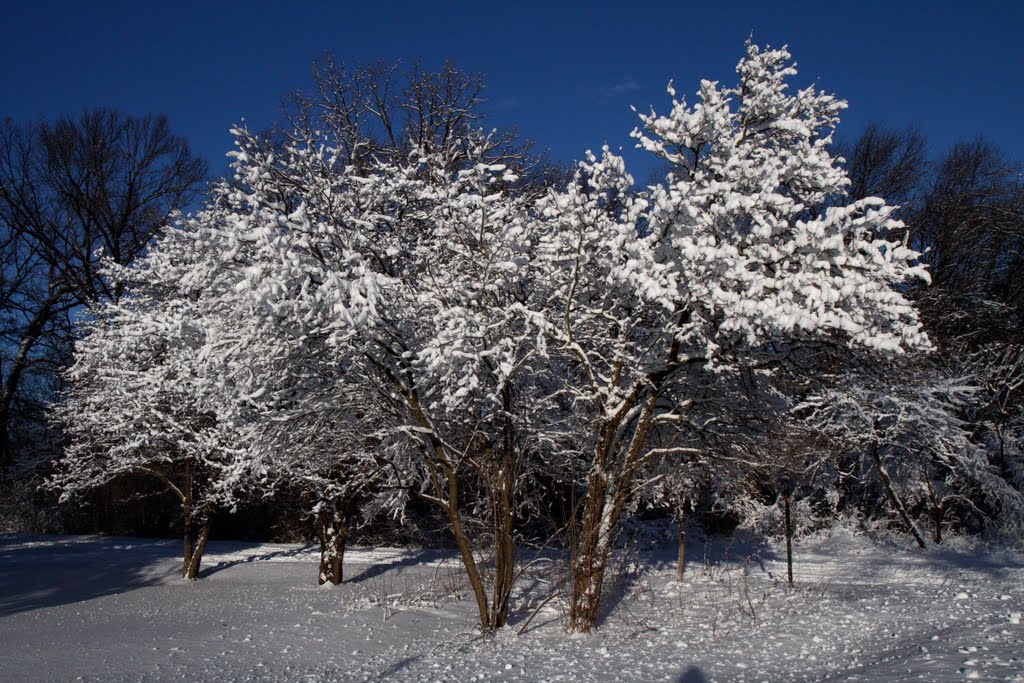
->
[516,590,562,636]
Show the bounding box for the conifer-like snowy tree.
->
[538,42,930,633]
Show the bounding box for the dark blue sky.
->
[4,0,1021,183]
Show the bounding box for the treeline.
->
[0,43,1021,634]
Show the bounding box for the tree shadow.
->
[196,542,314,578]
[346,548,434,584]
[595,535,779,629]
[508,569,565,634]
[376,655,423,677]
[0,534,179,617]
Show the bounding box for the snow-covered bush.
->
[802,356,1024,546]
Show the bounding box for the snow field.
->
[1,533,1022,681]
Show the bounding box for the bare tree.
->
[0,110,207,467]
[840,123,929,210]
[282,55,559,190]
[912,140,1023,318]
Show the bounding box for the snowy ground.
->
[1,531,1022,682]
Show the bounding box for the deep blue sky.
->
[3,0,1022,183]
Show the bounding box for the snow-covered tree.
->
[803,356,1024,545]
[538,42,930,633]
[162,120,551,627]
[252,384,392,586]
[968,344,1024,498]
[51,44,953,633]
[52,131,406,582]
[51,240,248,579]
[169,131,402,585]
[350,150,552,629]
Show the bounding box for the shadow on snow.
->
[0,534,180,617]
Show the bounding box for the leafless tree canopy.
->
[281,55,564,189]
[0,109,207,466]
[841,123,929,210]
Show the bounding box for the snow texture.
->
[1,533,1022,682]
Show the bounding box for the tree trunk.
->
[316,498,353,585]
[783,490,794,585]
[439,456,516,630]
[428,455,495,629]
[675,502,686,582]
[923,476,946,546]
[0,295,57,469]
[932,501,944,545]
[394,379,498,630]
[447,492,494,628]
[568,392,658,634]
[182,461,193,578]
[569,469,620,633]
[180,462,212,579]
[184,513,211,580]
[489,456,516,629]
[488,388,518,630]
[870,437,927,549]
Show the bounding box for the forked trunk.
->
[568,391,658,633]
[398,381,518,631]
[439,456,518,631]
[489,459,516,629]
[183,515,211,580]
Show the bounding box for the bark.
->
[446,476,494,628]
[179,461,212,579]
[783,491,794,585]
[489,454,516,628]
[569,468,620,633]
[184,513,211,580]
[316,498,354,585]
[488,384,518,629]
[568,391,658,633]
[435,450,516,630]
